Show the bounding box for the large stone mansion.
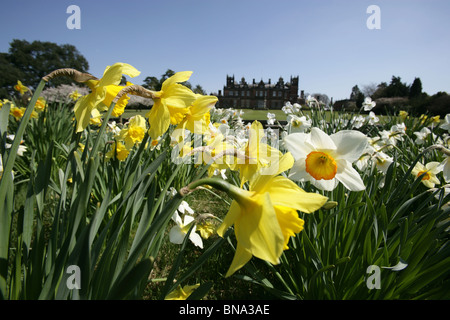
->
[216,75,304,109]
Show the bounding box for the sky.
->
[1,0,449,101]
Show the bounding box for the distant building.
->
[217,75,303,109]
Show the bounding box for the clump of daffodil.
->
[118,115,148,149]
[14,80,30,95]
[165,284,200,300]
[145,71,197,140]
[411,161,442,188]
[10,105,38,121]
[185,152,328,277]
[73,62,140,132]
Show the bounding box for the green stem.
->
[186,177,248,205]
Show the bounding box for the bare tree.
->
[361,82,378,97]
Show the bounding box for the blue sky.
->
[1,0,449,101]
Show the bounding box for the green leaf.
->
[106,258,153,300]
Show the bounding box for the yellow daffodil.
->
[171,94,218,146]
[165,284,200,300]
[34,97,46,112]
[10,105,37,120]
[10,106,25,120]
[177,95,217,134]
[73,62,140,132]
[197,220,216,239]
[412,161,442,188]
[118,115,147,149]
[399,110,408,120]
[14,80,29,95]
[69,90,83,101]
[145,71,197,139]
[106,141,130,161]
[235,120,282,186]
[212,153,328,277]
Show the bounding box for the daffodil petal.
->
[216,200,241,237]
[283,132,314,160]
[308,127,336,150]
[189,232,204,249]
[190,95,218,116]
[148,101,171,139]
[335,159,366,191]
[169,225,185,244]
[234,193,284,265]
[311,178,339,191]
[225,244,253,277]
[257,176,328,213]
[161,71,193,89]
[330,130,369,163]
[288,158,310,182]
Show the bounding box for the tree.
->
[350,85,364,108]
[361,82,378,97]
[0,39,89,98]
[193,84,206,95]
[409,77,423,98]
[385,76,409,97]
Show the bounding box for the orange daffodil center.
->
[305,151,337,180]
[284,127,369,191]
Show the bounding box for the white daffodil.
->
[287,114,311,133]
[414,127,432,145]
[284,127,368,191]
[441,157,450,182]
[169,211,203,248]
[366,111,379,125]
[177,200,195,215]
[267,112,276,125]
[411,161,442,188]
[352,115,366,129]
[440,114,450,132]
[373,151,394,174]
[362,97,376,111]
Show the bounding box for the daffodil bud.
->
[322,201,338,210]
